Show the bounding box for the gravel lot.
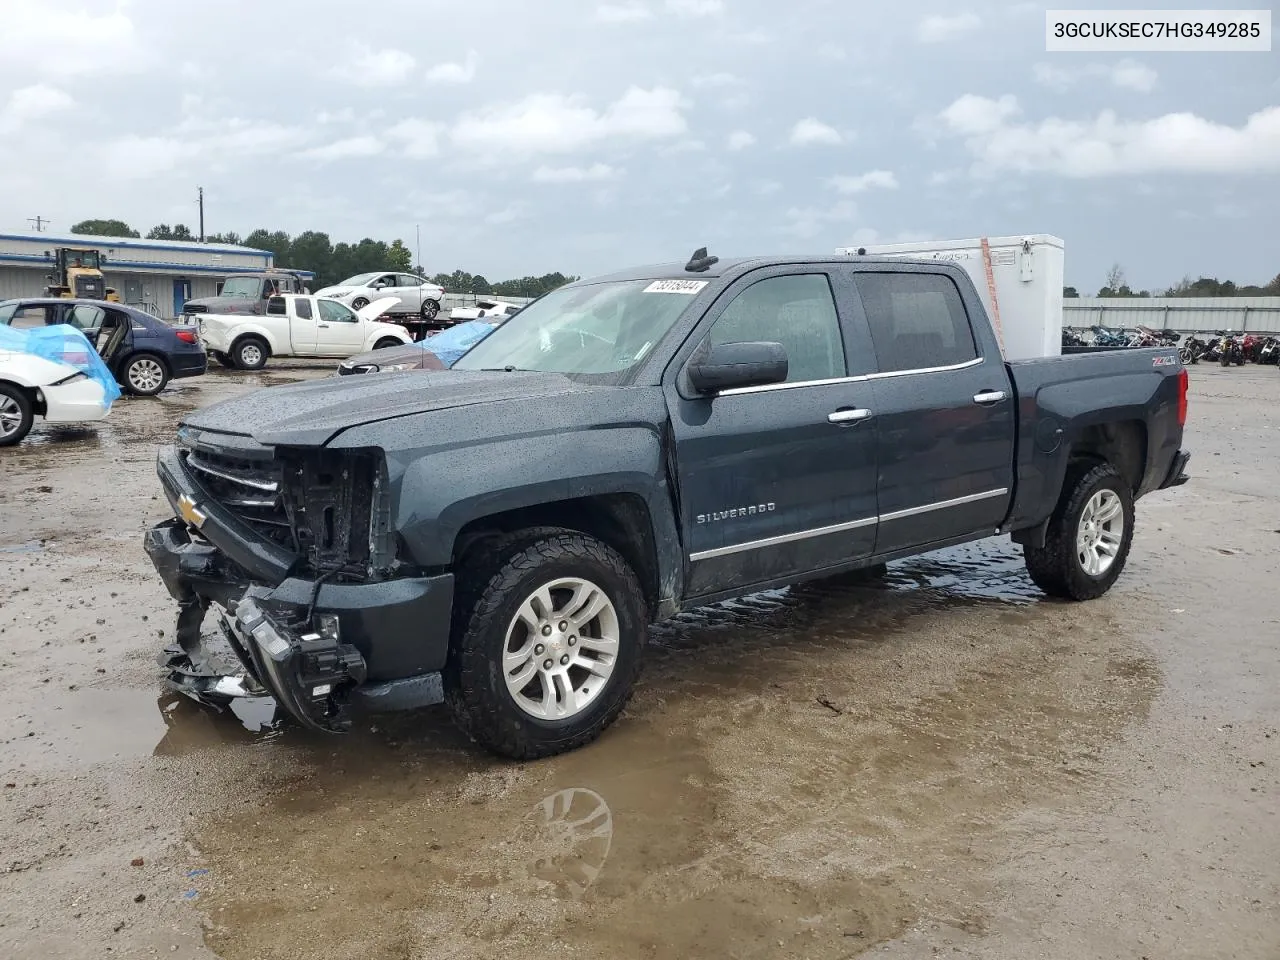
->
[1,360,1277,960]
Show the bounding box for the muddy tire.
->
[231,336,269,371]
[213,351,236,369]
[446,529,647,760]
[0,383,34,447]
[1024,462,1134,601]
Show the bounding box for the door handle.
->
[973,390,1007,405]
[317,323,330,328]
[828,408,872,424]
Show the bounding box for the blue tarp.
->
[0,323,122,404]
[421,320,497,367]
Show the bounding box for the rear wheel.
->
[446,530,647,759]
[0,384,34,447]
[1024,462,1134,601]
[122,353,169,396]
[421,299,440,321]
[232,336,269,371]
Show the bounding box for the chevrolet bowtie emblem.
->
[177,493,206,529]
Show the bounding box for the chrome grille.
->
[183,447,292,546]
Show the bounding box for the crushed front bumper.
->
[144,517,453,732]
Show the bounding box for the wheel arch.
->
[449,493,664,619]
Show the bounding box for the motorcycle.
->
[1218,331,1245,367]
[1062,328,1087,348]
[1180,335,1207,365]
[1091,325,1130,348]
[1256,336,1279,365]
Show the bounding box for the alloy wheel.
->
[1076,489,1124,577]
[502,577,619,720]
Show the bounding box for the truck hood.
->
[182,369,601,447]
[185,295,258,315]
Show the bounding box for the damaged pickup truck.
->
[144,250,1191,759]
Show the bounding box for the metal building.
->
[0,231,312,318]
[1064,297,1280,334]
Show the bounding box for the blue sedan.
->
[0,298,207,396]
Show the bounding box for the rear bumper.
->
[1159,449,1191,489]
[170,351,208,379]
[39,379,111,423]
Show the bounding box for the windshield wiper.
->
[478,366,524,372]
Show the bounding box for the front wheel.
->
[122,353,169,396]
[373,337,403,351]
[1024,462,1134,601]
[351,297,370,310]
[421,299,440,321]
[446,530,647,759]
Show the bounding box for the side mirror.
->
[687,339,788,394]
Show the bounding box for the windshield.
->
[453,279,697,381]
[337,273,382,287]
[65,250,100,269]
[220,277,260,298]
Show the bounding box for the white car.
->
[0,349,113,447]
[314,272,446,321]
[194,295,414,370]
[448,299,522,322]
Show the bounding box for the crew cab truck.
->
[194,294,413,370]
[144,251,1191,759]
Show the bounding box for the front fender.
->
[361,325,412,351]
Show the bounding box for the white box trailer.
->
[836,234,1065,360]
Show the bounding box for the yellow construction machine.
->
[44,247,121,302]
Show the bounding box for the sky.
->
[0,0,1276,292]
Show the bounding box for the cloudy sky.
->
[0,0,1275,292]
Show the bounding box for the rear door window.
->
[69,303,106,331]
[295,298,313,320]
[855,273,978,373]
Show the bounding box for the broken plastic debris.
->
[186,868,210,878]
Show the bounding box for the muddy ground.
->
[1,361,1277,959]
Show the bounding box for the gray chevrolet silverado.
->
[144,250,1190,758]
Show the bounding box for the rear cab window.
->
[855,273,978,373]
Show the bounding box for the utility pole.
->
[197,186,205,242]
[27,216,49,232]
[415,223,421,274]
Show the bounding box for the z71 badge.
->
[1152,354,1178,367]
[697,503,775,524]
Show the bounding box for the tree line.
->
[69,219,577,298]
[1064,262,1280,299]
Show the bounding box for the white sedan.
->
[0,350,113,446]
[448,299,522,321]
[315,272,446,321]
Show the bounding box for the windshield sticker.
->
[644,280,708,295]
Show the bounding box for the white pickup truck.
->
[195,295,414,370]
